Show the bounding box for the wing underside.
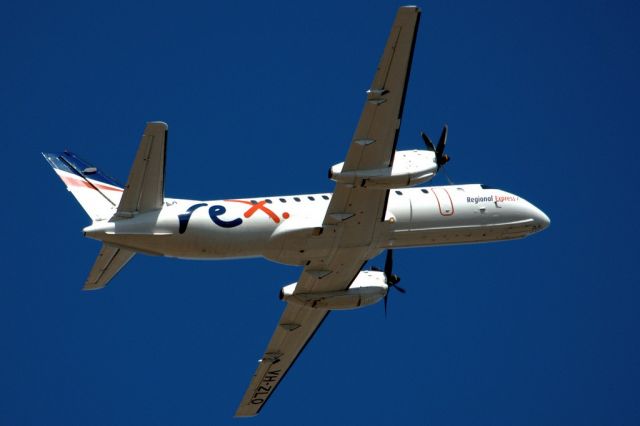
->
[299,5,420,294]
[235,305,329,417]
[235,6,421,416]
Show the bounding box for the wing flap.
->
[235,305,329,417]
[84,244,135,290]
[295,247,370,294]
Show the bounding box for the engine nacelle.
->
[329,149,437,189]
[280,270,388,310]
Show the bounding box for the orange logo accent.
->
[225,200,288,223]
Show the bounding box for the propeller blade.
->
[394,285,406,294]
[384,249,394,278]
[420,131,436,152]
[436,125,448,156]
[380,249,404,318]
[384,294,388,318]
[436,125,450,167]
[422,126,450,168]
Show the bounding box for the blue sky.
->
[2,1,639,425]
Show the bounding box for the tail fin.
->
[42,151,124,221]
[44,122,168,290]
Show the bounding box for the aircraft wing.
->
[341,6,420,175]
[236,6,421,416]
[297,5,420,294]
[235,304,329,417]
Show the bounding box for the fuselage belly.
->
[84,184,549,265]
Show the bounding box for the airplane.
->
[42,6,550,417]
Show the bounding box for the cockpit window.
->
[480,184,493,189]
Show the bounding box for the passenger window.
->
[294,197,301,202]
[279,198,287,203]
[421,189,429,194]
[265,199,272,204]
[250,200,257,205]
[308,196,315,201]
[322,195,329,200]
[395,190,403,195]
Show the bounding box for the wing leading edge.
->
[236,6,421,416]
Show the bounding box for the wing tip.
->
[234,412,259,418]
[82,285,105,291]
[400,5,421,12]
[147,121,168,130]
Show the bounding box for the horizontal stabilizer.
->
[84,244,135,290]
[116,122,167,218]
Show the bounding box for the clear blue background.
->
[1,1,639,425]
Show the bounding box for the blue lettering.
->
[178,203,208,234]
[209,205,243,228]
[466,195,494,204]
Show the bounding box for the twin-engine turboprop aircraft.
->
[43,6,549,417]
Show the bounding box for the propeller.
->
[421,124,450,169]
[382,249,405,317]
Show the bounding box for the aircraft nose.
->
[532,205,550,231]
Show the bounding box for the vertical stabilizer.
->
[42,151,124,221]
[44,121,168,290]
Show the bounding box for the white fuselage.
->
[84,183,550,265]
